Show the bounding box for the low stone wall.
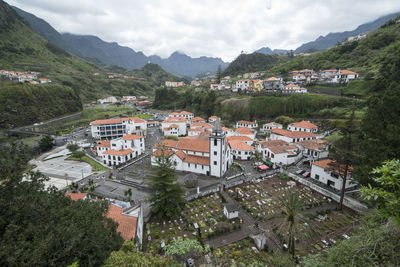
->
[185,183,221,201]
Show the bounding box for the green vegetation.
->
[104,241,177,266]
[222,52,280,76]
[0,83,82,128]
[301,211,400,267]
[0,142,123,266]
[67,155,109,171]
[361,159,400,226]
[147,149,186,219]
[38,135,53,152]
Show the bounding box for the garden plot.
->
[144,193,242,254]
[228,176,360,255]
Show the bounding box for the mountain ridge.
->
[12,5,228,78]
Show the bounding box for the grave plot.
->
[228,176,360,256]
[144,193,242,254]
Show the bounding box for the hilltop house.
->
[270,128,318,143]
[165,81,185,87]
[235,79,250,91]
[331,70,359,83]
[262,122,283,133]
[236,120,258,129]
[97,96,118,104]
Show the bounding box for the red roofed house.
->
[311,159,357,191]
[161,117,187,136]
[236,127,256,140]
[106,204,138,240]
[96,134,145,166]
[332,69,359,83]
[208,116,220,123]
[229,140,254,160]
[168,111,194,121]
[287,121,318,133]
[90,117,147,139]
[270,128,318,143]
[65,193,88,201]
[257,140,302,166]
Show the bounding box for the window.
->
[195,164,197,168]
[188,163,191,167]
[202,165,204,170]
[214,151,217,156]
[315,174,320,180]
[214,139,218,146]
[214,161,217,165]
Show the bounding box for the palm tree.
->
[278,190,308,257]
[124,188,132,201]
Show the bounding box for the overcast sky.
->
[6,0,400,61]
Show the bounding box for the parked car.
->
[302,171,311,178]
[296,169,305,175]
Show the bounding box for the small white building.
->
[311,159,357,191]
[162,117,187,136]
[229,140,254,161]
[235,79,250,91]
[224,203,239,219]
[297,139,329,163]
[262,122,283,133]
[97,96,117,104]
[287,121,318,133]
[258,140,302,166]
[236,120,258,129]
[331,70,359,83]
[236,127,256,140]
[270,128,318,143]
[208,116,220,123]
[168,111,194,121]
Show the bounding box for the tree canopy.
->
[0,142,124,266]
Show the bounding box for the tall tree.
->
[357,42,400,185]
[278,190,308,257]
[38,135,54,152]
[216,64,222,84]
[328,108,359,210]
[147,147,185,219]
[0,142,123,266]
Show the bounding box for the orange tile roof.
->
[271,128,317,138]
[191,122,211,128]
[339,70,358,75]
[90,117,146,125]
[106,204,137,240]
[97,140,111,148]
[285,84,299,88]
[190,117,206,122]
[312,159,353,175]
[209,116,220,120]
[268,145,298,154]
[153,148,174,157]
[123,134,144,140]
[289,121,318,129]
[227,135,252,142]
[103,149,134,156]
[177,138,209,153]
[184,154,210,166]
[222,127,233,132]
[229,140,255,151]
[65,193,87,201]
[259,140,288,147]
[174,150,186,160]
[236,127,253,135]
[298,139,327,151]
[163,117,186,123]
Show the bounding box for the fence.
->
[185,182,221,201]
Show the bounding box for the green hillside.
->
[266,14,400,77]
[222,52,280,76]
[0,0,178,128]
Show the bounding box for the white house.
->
[331,70,359,83]
[287,121,318,133]
[224,203,239,220]
[270,128,318,143]
[208,116,220,123]
[311,159,357,191]
[320,69,337,79]
[243,72,260,79]
[236,120,258,129]
[263,77,283,90]
[235,79,250,91]
[90,117,147,140]
[229,140,254,161]
[97,96,118,104]
[162,117,187,136]
[97,134,145,166]
[297,139,329,163]
[121,96,136,102]
[168,111,194,121]
[262,122,283,133]
[258,140,302,166]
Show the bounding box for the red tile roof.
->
[123,134,144,140]
[65,193,87,201]
[90,117,146,125]
[237,120,257,125]
[97,140,111,148]
[259,140,288,148]
[152,148,174,157]
[271,128,317,138]
[289,121,318,129]
[229,140,254,151]
[236,127,253,135]
[106,204,137,240]
[339,70,358,75]
[184,154,210,166]
[227,135,252,142]
[312,159,353,175]
[103,149,134,156]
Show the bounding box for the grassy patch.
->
[134,114,153,119]
[66,155,109,171]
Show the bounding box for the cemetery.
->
[144,193,242,254]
